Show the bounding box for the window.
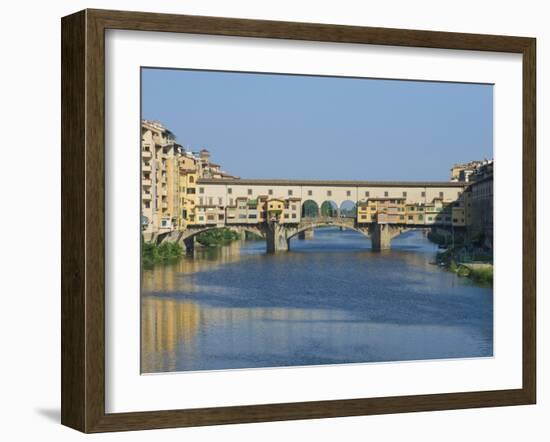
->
[421,191,426,197]
[248,214,257,219]
[248,189,253,195]
[187,188,196,194]
[384,191,389,197]
[284,213,289,219]
[199,187,204,194]
[218,197,222,205]
[365,191,370,197]
[308,190,312,196]
[288,189,293,196]
[208,197,213,206]
[219,214,224,220]
[400,215,404,220]
[189,176,194,183]
[268,189,273,195]
[418,215,423,221]
[361,215,367,220]
[327,190,332,196]
[238,214,247,219]
[198,197,204,205]
[428,217,433,221]
[228,188,232,194]
[408,215,413,220]
[346,190,351,196]
[229,198,234,206]
[292,205,297,210]
[291,213,297,219]
[439,192,444,198]
[403,191,407,197]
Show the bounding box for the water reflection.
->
[141,229,493,373]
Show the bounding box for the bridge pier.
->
[266,222,290,253]
[370,223,405,251]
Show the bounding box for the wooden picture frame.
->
[61,8,536,433]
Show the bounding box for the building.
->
[141,120,237,240]
[450,159,493,182]
[357,197,406,225]
[466,173,493,247]
[141,120,179,241]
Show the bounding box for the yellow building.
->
[405,203,425,225]
[267,198,285,221]
[356,198,406,224]
[141,120,178,241]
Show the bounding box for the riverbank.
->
[436,246,493,286]
[142,241,183,267]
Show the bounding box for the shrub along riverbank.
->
[436,246,493,287]
[195,228,241,247]
[142,241,183,268]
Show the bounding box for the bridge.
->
[156,178,467,253]
[164,216,440,253]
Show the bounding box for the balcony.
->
[161,202,168,209]
[142,150,152,159]
[142,179,152,187]
[142,164,152,172]
[142,192,152,200]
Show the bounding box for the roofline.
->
[197,178,467,188]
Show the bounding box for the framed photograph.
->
[61,9,536,433]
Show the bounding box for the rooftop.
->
[197,178,466,188]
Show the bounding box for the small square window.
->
[248,189,253,195]
[288,189,293,196]
[268,189,273,195]
[308,190,312,196]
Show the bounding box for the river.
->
[141,228,493,373]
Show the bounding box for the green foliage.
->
[141,240,183,268]
[470,267,493,286]
[195,228,240,247]
[448,260,459,273]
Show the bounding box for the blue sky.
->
[142,68,493,181]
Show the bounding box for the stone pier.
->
[266,221,290,253]
[370,223,403,251]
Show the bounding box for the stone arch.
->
[339,200,357,218]
[301,199,320,218]
[287,220,370,241]
[180,225,266,242]
[320,200,338,217]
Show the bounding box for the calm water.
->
[141,228,493,373]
